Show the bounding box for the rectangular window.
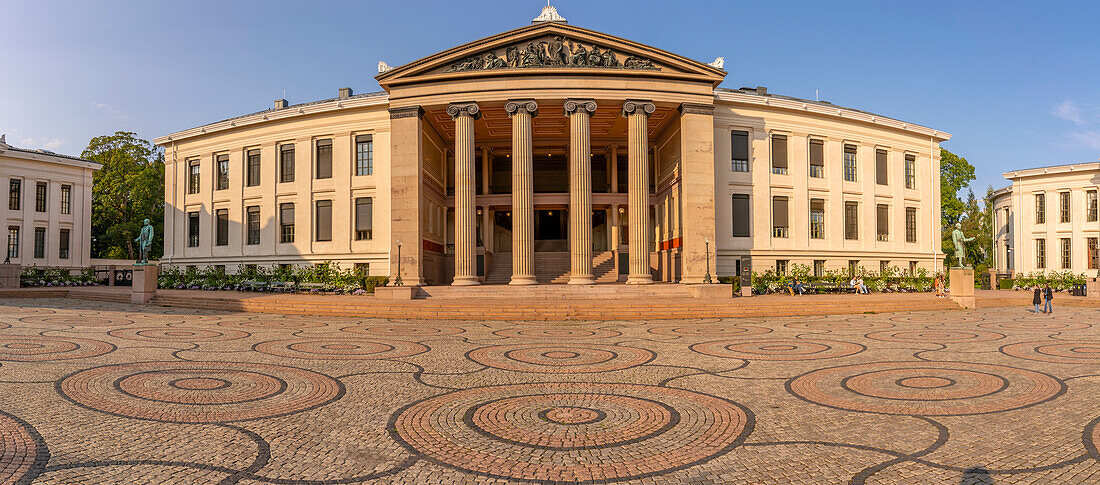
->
[280,203,295,243]
[810,198,825,239]
[216,154,229,190]
[355,135,374,176]
[35,182,46,212]
[843,144,858,182]
[246,149,261,187]
[215,209,229,246]
[909,261,918,275]
[813,260,825,277]
[1061,238,1072,269]
[875,149,888,185]
[188,212,200,247]
[809,139,824,178]
[354,263,369,275]
[6,226,18,259]
[905,207,917,243]
[1060,192,1071,223]
[8,179,20,211]
[1088,190,1098,222]
[279,145,295,183]
[315,200,332,241]
[904,154,916,189]
[1035,239,1046,269]
[355,197,373,240]
[33,228,45,259]
[1089,237,1099,270]
[771,134,788,175]
[58,229,69,259]
[775,260,788,275]
[772,196,789,238]
[246,206,260,245]
[844,201,859,240]
[1035,193,1045,224]
[876,204,889,241]
[880,260,889,274]
[315,139,332,179]
[848,260,860,277]
[731,194,750,237]
[188,160,200,194]
[60,185,71,215]
[731,131,749,172]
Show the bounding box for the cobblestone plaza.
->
[2,298,1100,483]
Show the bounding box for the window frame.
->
[1035,238,1046,269]
[33,227,45,259]
[843,144,858,182]
[246,206,261,245]
[730,130,750,172]
[6,226,19,259]
[1035,193,1046,224]
[808,139,825,178]
[8,179,20,211]
[844,201,859,240]
[355,135,374,176]
[315,200,333,242]
[904,154,916,189]
[58,228,70,259]
[188,159,201,194]
[187,212,200,247]
[354,197,373,241]
[279,144,295,183]
[1059,191,1071,223]
[60,185,71,215]
[875,149,888,186]
[1088,190,1098,222]
[34,182,47,212]
[770,134,788,175]
[245,149,261,187]
[771,195,789,238]
[1060,238,1071,269]
[280,203,295,244]
[215,209,229,246]
[809,198,825,239]
[905,207,917,243]
[731,194,750,238]
[876,204,889,242]
[216,154,230,190]
[315,139,333,180]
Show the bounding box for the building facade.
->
[991,162,1100,276]
[0,135,99,268]
[154,8,949,285]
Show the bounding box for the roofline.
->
[991,185,1012,199]
[1002,161,1100,180]
[714,89,950,141]
[0,145,101,169]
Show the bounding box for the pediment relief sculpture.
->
[445,36,660,73]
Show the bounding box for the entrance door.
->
[535,209,567,252]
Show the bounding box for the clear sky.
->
[2,0,1097,193]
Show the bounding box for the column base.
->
[568,275,595,285]
[625,275,653,285]
[452,276,481,286]
[509,275,538,286]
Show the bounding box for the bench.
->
[298,282,329,293]
[805,283,857,294]
[239,281,269,292]
[268,281,296,293]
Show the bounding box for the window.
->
[1060,192,1071,223]
[809,139,824,178]
[8,179,20,210]
[355,197,373,240]
[188,160,200,194]
[1089,237,1098,270]
[813,260,825,277]
[33,228,45,259]
[909,261,918,275]
[246,149,260,187]
[844,202,859,240]
[775,260,789,275]
[1035,193,1045,224]
[280,203,294,243]
[187,212,199,247]
[315,139,332,179]
[731,194,750,237]
[215,209,229,246]
[731,131,749,172]
[876,204,889,241]
[279,144,295,183]
[905,207,917,243]
[6,226,18,259]
[35,182,46,212]
[60,185,71,214]
[216,154,229,190]
[848,260,860,277]
[58,229,70,259]
[810,199,825,239]
[1061,238,1071,269]
[245,206,260,245]
[880,260,889,274]
[1035,238,1046,269]
[771,134,788,175]
[356,135,374,176]
[904,154,916,189]
[772,196,789,238]
[1089,190,1098,222]
[315,200,332,241]
[843,144,858,182]
[875,149,888,185]
[354,263,370,275]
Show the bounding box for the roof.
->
[0,137,100,168]
[1003,161,1100,180]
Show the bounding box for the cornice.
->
[0,149,101,171]
[1003,162,1100,180]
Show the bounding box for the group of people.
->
[783,277,869,295]
[1032,285,1055,314]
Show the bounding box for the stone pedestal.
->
[0,263,20,289]
[949,268,975,309]
[375,286,417,300]
[132,264,158,304]
[1088,278,1100,299]
[687,284,731,299]
[740,285,753,297]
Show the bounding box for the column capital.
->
[622,99,656,117]
[679,102,714,116]
[564,98,597,116]
[505,99,539,117]
[447,102,481,120]
[389,106,423,119]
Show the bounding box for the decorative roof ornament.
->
[708,57,725,69]
[378,61,394,74]
[532,3,566,24]
[0,134,7,149]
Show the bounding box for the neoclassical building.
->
[155,7,950,286]
[991,162,1100,276]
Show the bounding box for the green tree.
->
[940,148,976,265]
[82,132,164,260]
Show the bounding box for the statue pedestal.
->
[0,263,20,289]
[949,268,975,309]
[132,264,158,304]
[375,286,417,300]
[687,284,731,299]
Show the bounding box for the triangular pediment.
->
[376,22,726,90]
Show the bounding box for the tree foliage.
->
[940,148,978,266]
[83,132,164,260]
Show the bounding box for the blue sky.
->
[1,0,1097,193]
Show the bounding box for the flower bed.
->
[158,262,389,294]
[21,267,101,287]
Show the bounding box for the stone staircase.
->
[485,251,617,285]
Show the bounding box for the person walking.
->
[1043,284,1054,315]
[934,276,945,298]
[1033,286,1043,314]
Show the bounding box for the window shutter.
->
[810,198,824,212]
[281,204,294,225]
[316,200,332,241]
[356,134,373,144]
[876,149,888,185]
[356,198,373,231]
[732,131,749,161]
[845,202,858,239]
[771,135,787,168]
[772,196,788,227]
[877,204,889,236]
[732,194,750,237]
[809,140,824,166]
[316,140,333,179]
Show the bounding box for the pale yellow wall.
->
[1000,164,1100,275]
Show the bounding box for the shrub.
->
[157,262,389,294]
[20,266,100,287]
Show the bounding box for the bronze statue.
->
[950,223,976,268]
[134,218,154,264]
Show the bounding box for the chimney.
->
[274,99,288,110]
[339,87,353,100]
[755,86,768,96]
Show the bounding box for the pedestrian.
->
[793,277,806,295]
[1043,284,1054,315]
[934,276,945,298]
[1033,286,1042,314]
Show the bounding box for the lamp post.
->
[703,238,712,284]
[394,240,403,287]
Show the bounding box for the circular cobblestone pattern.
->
[691,338,865,361]
[980,320,1092,332]
[343,324,465,337]
[0,336,115,362]
[647,323,771,337]
[0,410,46,484]
[19,314,133,327]
[1001,340,1100,364]
[467,344,655,373]
[253,338,429,360]
[492,327,621,339]
[865,329,1005,343]
[108,327,250,342]
[390,382,753,483]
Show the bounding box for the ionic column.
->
[505,99,537,285]
[448,102,480,286]
[623,100,656,284]
[565,99,597,285]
